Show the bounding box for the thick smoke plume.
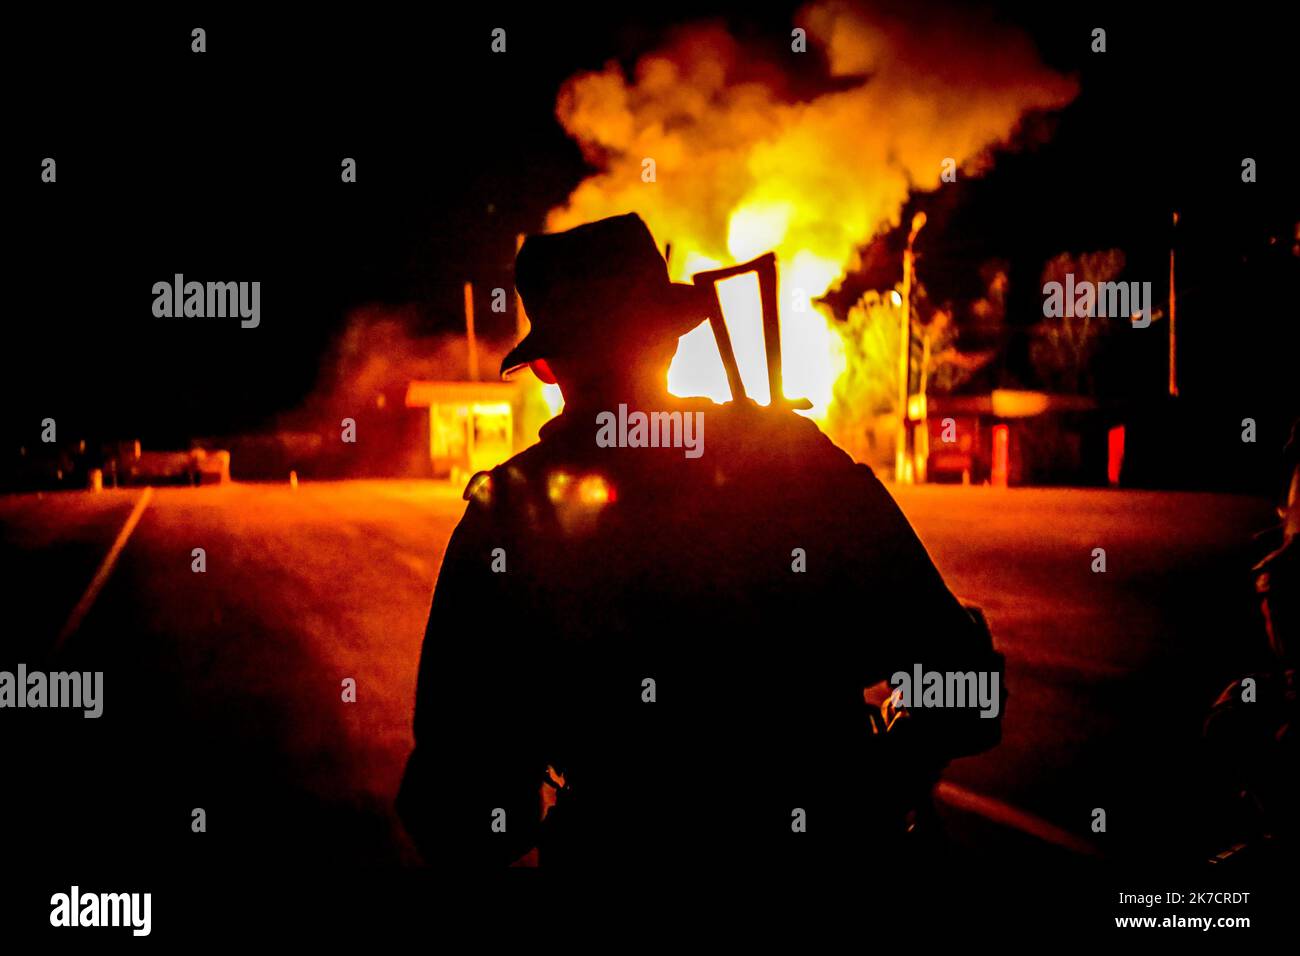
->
[548,0,1077,286]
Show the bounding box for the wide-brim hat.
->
[501,213,705,378]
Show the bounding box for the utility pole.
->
[515,233,529,342]
[463,281,479,381]
[895,211,927,483]
[915,331,931,484]
[1169,210,1179,397]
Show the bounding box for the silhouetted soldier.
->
[397,213,1003,873]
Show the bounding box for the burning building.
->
[540,1,1079,468]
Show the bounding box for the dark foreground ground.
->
[0,479,1287,935]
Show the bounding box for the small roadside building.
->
[921,390,1112,486]
[404,380,520,483]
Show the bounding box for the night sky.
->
[8,3,1297,451]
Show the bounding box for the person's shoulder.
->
[459,420,579,509]
[461,455,539,509]
[780,410,873,473]
[707,404,865,470]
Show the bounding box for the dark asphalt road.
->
[0,480,1278,873]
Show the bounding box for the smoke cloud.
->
[548,0,1078,283]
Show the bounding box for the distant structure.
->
[921,390,1103,487]
[404,380,519,484]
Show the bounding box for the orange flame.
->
[541,1,1077,446]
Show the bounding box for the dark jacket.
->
[397,400,1003,871]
